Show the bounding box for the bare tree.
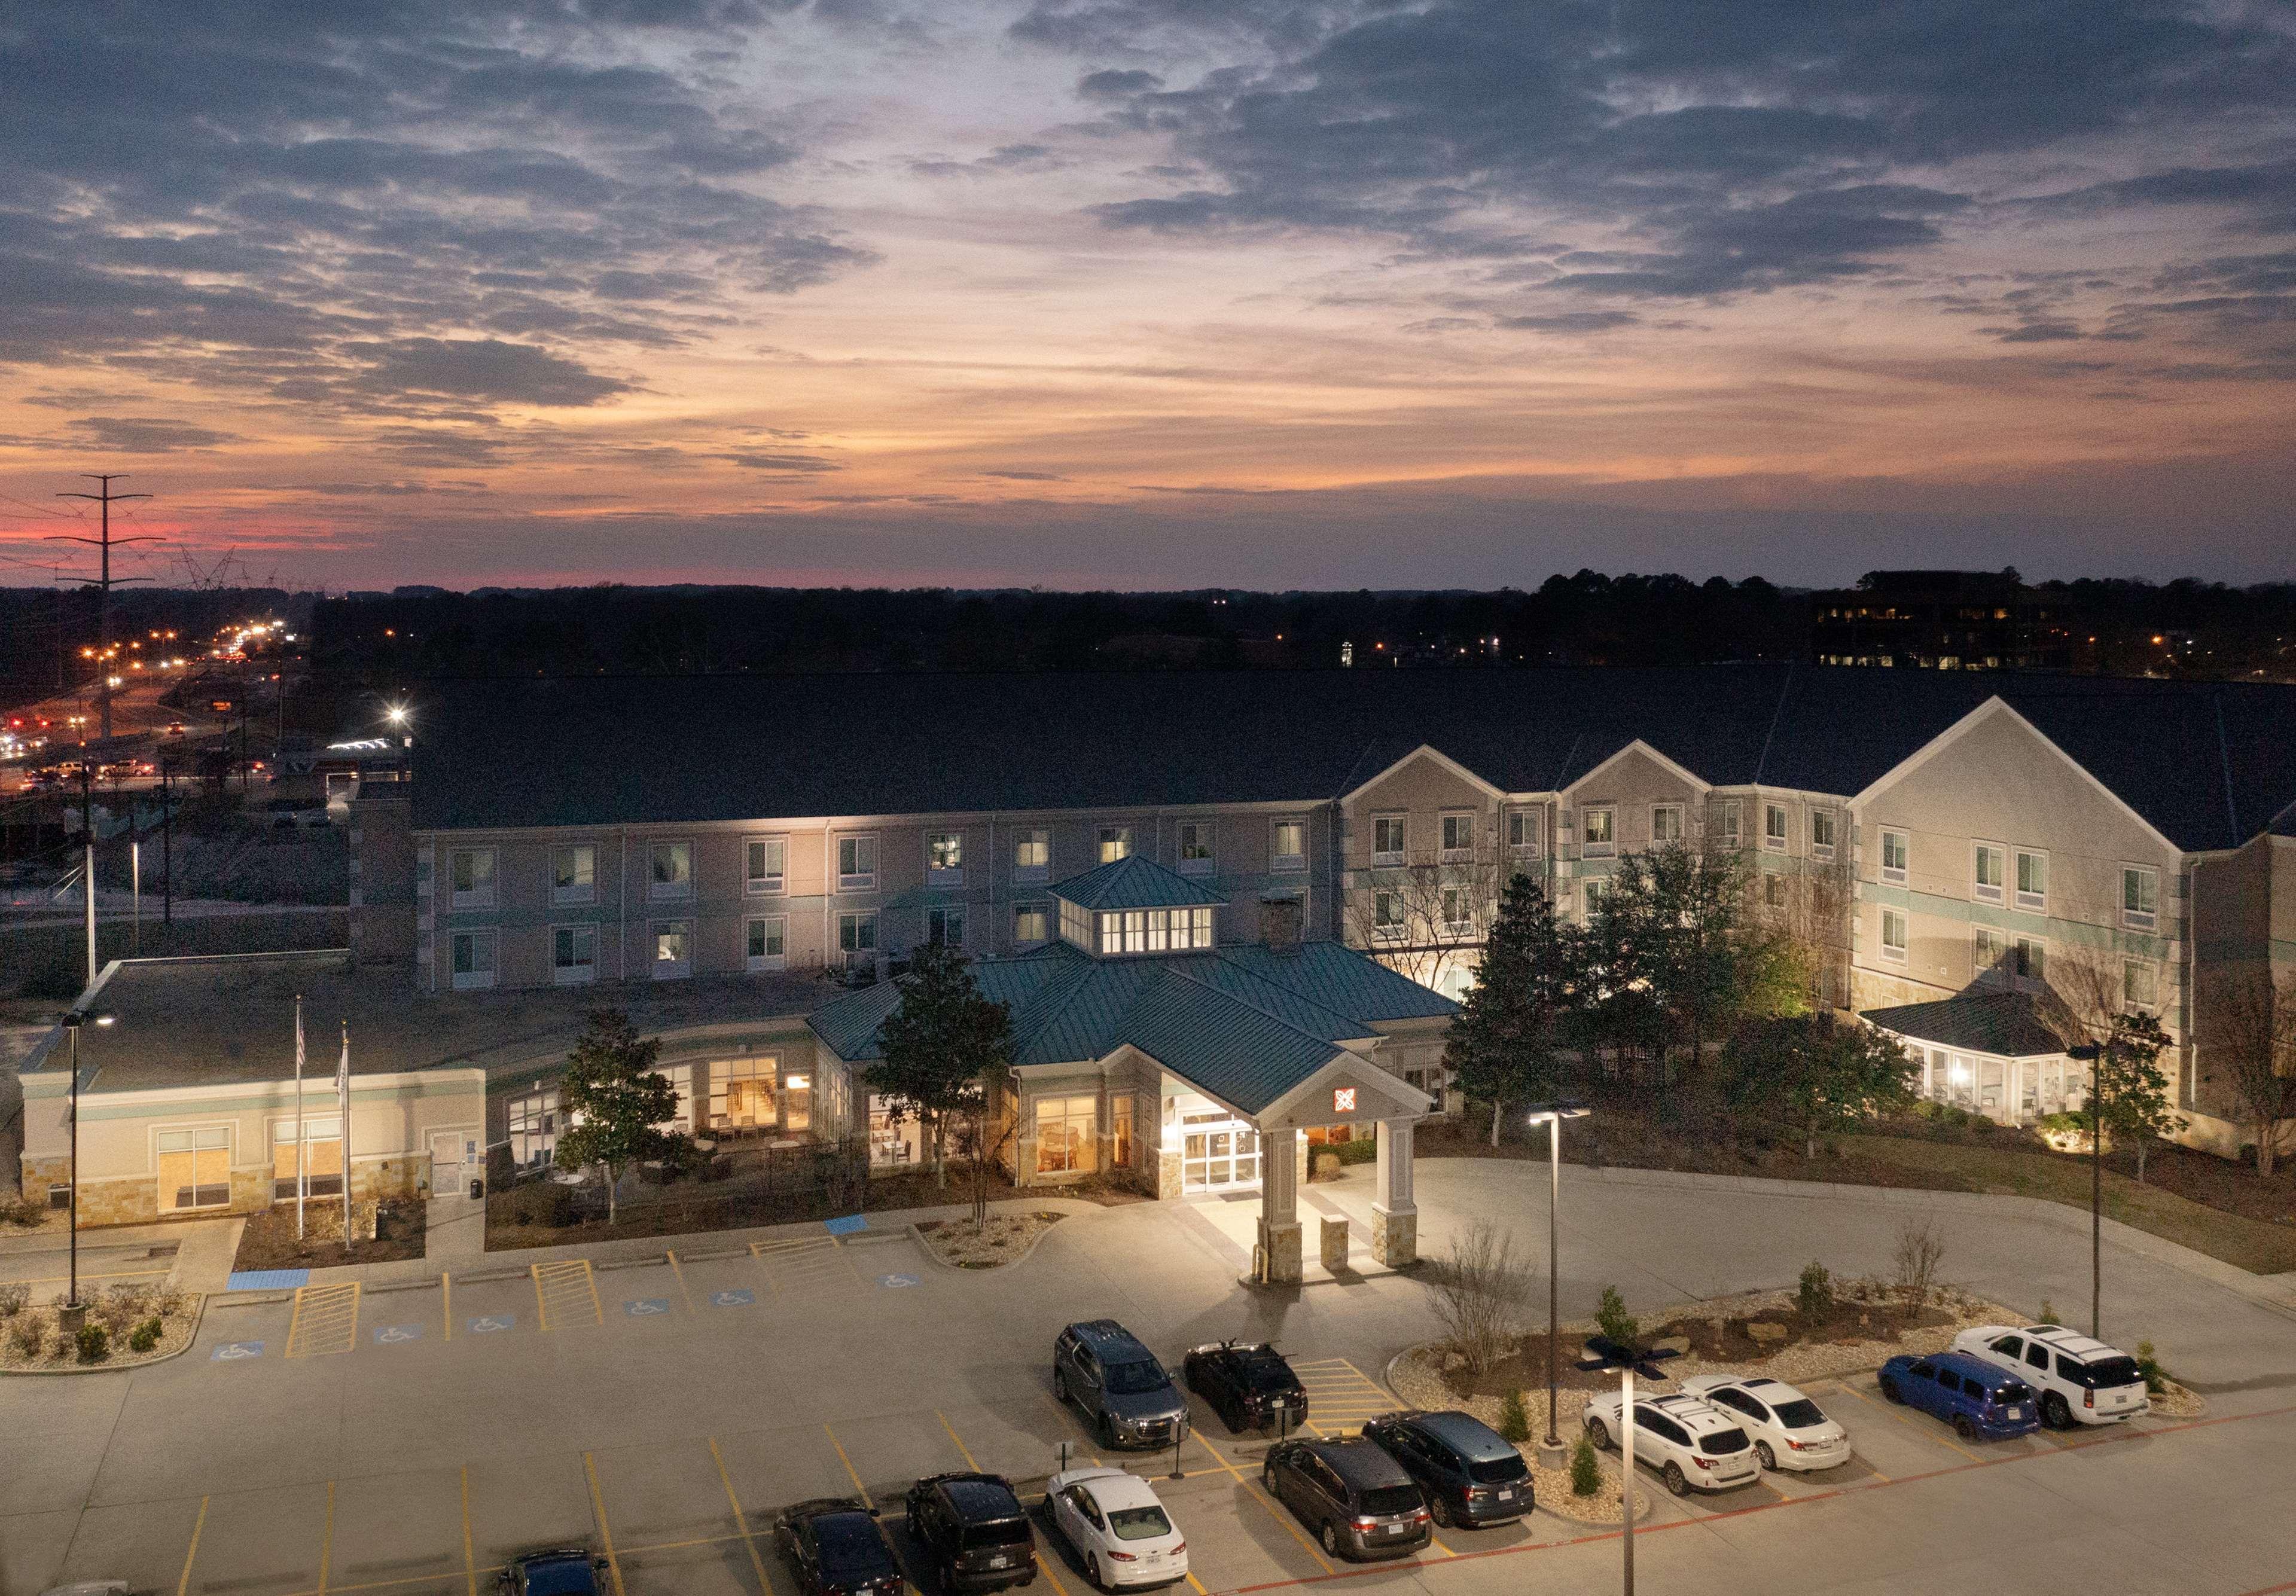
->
[1419,1220,1535,1377]
[1751,846,1855,1013]
[2207,969,2296,1178]
[1891,1217,1947,1321]
[1347,847,1502,995]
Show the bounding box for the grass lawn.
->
[1841,1135,2296,1276]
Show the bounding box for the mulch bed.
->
[1,1283,202,1372]
[233,1200,425,1271]
[916,1211,1067,1268]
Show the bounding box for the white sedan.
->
[1677,1375,1852,1472]
[1046,1468,1188,1590]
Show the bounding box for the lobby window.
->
[1880,907,1908,964]
[926,905,965,947]
[450,928,496,990]
[157,1125,231,1212]
[1974,843,2006,904]
[553,844,594,905]
[1581,805,1615,857]
[1651,804,1684,846]
[1372,814,1407,865]
[1271,818,1307,872]
[650,840,693,900]
[1096,907,1206,953]
[272,1115,344,1201]
[1440,811,1475,860]
[1112,1095,1135,1169]
[1372,889,1405,939]
[1880,828,1909,885]
[745,837,786,895]
[507,1088,560,1169]
[449,847,496,910]
[1098,825,1133,863]
[2015,849,2047,912]
[1178,821,1215,875]
[1014,902,1051,945]
[711,1055,777,1130]
[1763,804,1788,852]
[926,831,964,884]
[553,924,596,985]
[1810,808,1837,859]
[2122,865,2158,931]
[1506,807,1543,857]
[746,916,786,972]
[838,911,878,958]
[1035,1094,1099,1175]
[2123,958,2158,1012]
[652,920,691,979]
[1014,828,1051,883]
[837,834,878,892]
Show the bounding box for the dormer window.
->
[1097,907,1215,954]
[1051,853,1227,956]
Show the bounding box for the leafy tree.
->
[1443,874,1578,1143]
[1581,843,1757,1106]
[1724,1014,1917,1159]
[554,1008,689,1225]
[868,939,1013,1192]
[2086,1011,2183,1184]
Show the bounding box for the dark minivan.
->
[904,1473,1039,1592]
[1261,1438,1431,1561]
[1361,1410,1532,1527]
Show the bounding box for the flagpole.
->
[339,1021,352,1241]
[295,995,307,1239]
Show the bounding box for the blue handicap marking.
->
[624,1298,672,1317]
[877,1272,919,1290]
[710,1289,756,1308]
[823,1213,869,1237]
[211,1341,265,1362]
[374,1324,425,1345]
[467,1314,516,1335]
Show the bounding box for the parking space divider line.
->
[825,1423,874,1507]
[461,1465,477,1596]
[937,1411,983,1470]
[670,1250,697,1314]
[1192,1433,1246,1482]
[583,1450,629,1596]
[319,1478,336,1594]
[443,1273,452,1341]
[176,1494,209,1596]
[532,1264,550,1330]
[712,1435,778,1596]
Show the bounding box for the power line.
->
[48,474,161,740]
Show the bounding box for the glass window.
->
[1373,889,1404,936]
[1974,925,2008,976]
[838,911,877,953]
[553,924,595,984]
[449,847,496,908]
[1272,818,1306,869]
[2123,959,2157,1011]
[926,905,965,946]
[746,916,786,971]
[1178,821,1214,872]
[1372,815,1406,862]
[1881,907,1908,962]
[711,1055,777,1129]
[1441,886,1470,930]
[1098,826,1133,863]
[1440,813,1474,856]
[2014,936,2046,982]
[450,929,496,990]
[2016,849,2047,910]
[1014,828,1051,880]
[2122,866,2157,929]
[1581,806,1615,854]
[1035,1094,1099,1174]
[507,1087,560,1167]
[746,836,786,894]
[1764,804,1788,849]
[1507,807,1543,855]
[553,844,594,903]
[1974,843,2005,902]
[1014,903,1050,944]
[650,840,692,898]
[1112,1095,1134,1168]
[652,920,691,978]
[158,1125,231,1210]
[1716,802,1742,847]
[1189,905,1214,947]
[928,831,963,874]
[837,834,877,887]
[1763,873,1785,908]
[1810,809,1837,854]
[271,1115,344,1200]
[1651,805,1682,844]
[1881,829,1908,883]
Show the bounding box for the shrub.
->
[1594,1286,1639,1348]
[505,1181,577,1227]
[0,1281,28,1318]
[1797,1262,1832,1324]
[2037,1299,2059,1326]
[10,1316,47,1358]
[1892,1218,1947,1320]
[1312,1152,1342,1180]
[1497,1389,1530,1444]
[1569,1432,1603,1497]
[0,1197,47,1228]
[1419,1220,1534,1377]
[2135,1339,2170,1396]
[75,1322,110,1363]
[1942,1106,1971,1129]
[1333,1136,1379,1166]
[129,1319,163,1354]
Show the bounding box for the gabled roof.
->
[1860,985,2084,1059]
[1052,854,1231,910]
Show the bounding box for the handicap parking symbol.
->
[877,1272,919,1290]
[211,1341,264,1362]
[625,1298,672,1317]
[467,1313,516,1335]
[374,1324,425,1345]
[710,1289,756,1308]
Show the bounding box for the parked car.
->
[1054,1322,1191,1449]
[1951,1324,2149,1428]
[1260,1437,1430,1561]
[1878,1351,2041,1440]
[1183,1340,1308,1434]
[775,1498,904,1596]
[1676,1375,1852,1472]
[1580,1391,1761,1496]
[1046,1467,1189,1589]
[904,1473,1038,1592]
[1359,1409,1532,1527]
[495,1547,610,1594]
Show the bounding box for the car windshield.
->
[522,1561,599,1596]
[961,1520,1033,1550]
[1773,1399,1827,1429]
[817,1519,892,1567]
[1466,1456,1527,1484]
[1698,1429,1751,1455]
[1360,1486,1422,1515]
[1108,1506,1173,1542]
[1240,1351,1294,1387]
[2074,1356,2143,1389]
[1105,1360,1170,1395]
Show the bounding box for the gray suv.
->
[1054,1320,1190,1449]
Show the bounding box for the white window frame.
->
[1013,902,1051,946]
[649,839,694,901]
[1270,817,1307,874]
[1439,810,1475,863]
[1371,888,1405,941]
[1439,884,1472,933]
[1177,820,1216,876]
[2121,865,2158,931]
[1650,804,1684,847]
[1371,814,1407,866]
[449,847,497,910]
[1880,827,1910,885]
[155,1124,234,1211]
[2014,847,2048,913]
[746,914,788,972]
[1097,825,1133,863]
[925,904,966,947]
[449,927,497,990]
[1810,808,1837,859]
[1013,827,1051,884]
[926,831,965,886]
[1973,841,2007,905]
[1715,801,1742,850]
[2013,934,2047,985]
[1581,805,1616,858]
[551,923,596,986]
[1763,802,1788,853]
[1880,907,1908,965]
[1973,924,2008,977]
[837,910,879,957]
[745,835,788,896]
[1506,806,1544,858]
[651,918,693,980]
[552,844,595,906]
[836,832,879,893]
[2122,957,2159,1013]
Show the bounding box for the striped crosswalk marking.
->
[285,1283,361,1358]
[752,1235,857,1292]
[1291,1356,1399,1436]
[532,1259,602,1329]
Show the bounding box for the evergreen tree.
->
[1443,874,1577,1143]
[1723,1013,1917,1159]
[554,1009,688,1225]
[868,939,1014,1190]
[2088,1010,2182,1183]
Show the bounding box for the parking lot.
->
[7,1165,2296,1595]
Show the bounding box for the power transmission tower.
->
[48,474,159,740]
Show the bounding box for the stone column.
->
[1258,1125,1303,1283]
[1371,1117,1418,1267]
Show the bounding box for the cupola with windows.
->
[1048,855,1227,957]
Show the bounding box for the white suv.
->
[1581,1390,1761,1496]
[1676,1375,1851,1472]
[1950,1325,2148,1428]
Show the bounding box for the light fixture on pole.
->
[59,1009,117,1319]
[1526,1100,1589,1467]
[2068,1040,2108,1338]
[1578,1333,1679,1596]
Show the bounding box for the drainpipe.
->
[618,828,628,982]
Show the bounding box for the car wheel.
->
[1954,1415,1977,1441]
[1663,1461,1688,1497]
[1100,1411,1118,1448]
[1879,1377,1902,1405]
[1585,1417,1611,1451]
[1054,1368,1069,1403]
[1087,1555,1103,1591]
[1429,1494,1452,1529]
[1319,1522,1341,1558]
[1755,1442,1776,1471]
[940,1560,958,1593]
[1264,1461,1279,1491]
[2043,1392,2072,1430]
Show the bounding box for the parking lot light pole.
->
[2069,1041,2108,1337]
[1580,1334,1679,1596]
[60,1009,117,1313]
[1526,1101,1588,1466]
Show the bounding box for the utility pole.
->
[79,756,97,991]
[48,474,157,741]
[160,754,175,928]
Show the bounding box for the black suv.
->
[775,1498,904,1596]
[1361,1410,1532,1527]
[904,1473,1038,1593]
[1261,1438,1430,1561]
[1184,1341,1308,1433]
[1054,1321,1190,1449]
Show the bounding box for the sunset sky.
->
[2,1,2292,591]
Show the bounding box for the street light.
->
[2068,1040,2108,1338]
[59,1009,117,1316]
[1526,1100,1590,1464]
[1578,1333,1679,1596]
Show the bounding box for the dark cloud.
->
[1497,310,1641,334]
[346,339,635,407]
[1077,69,1163,100]
[64,416,240,452]
[717,451,841,472]
[981,469,1068,480]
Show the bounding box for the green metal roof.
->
[1050,855,1232,911]
[1861,986,2081,1059]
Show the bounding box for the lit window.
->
[1373,815,1407,864]
[2121,866,2157,930]
[1651,805,1683,845]
[652,921,691,979]
[745,837,786,895]
[1178,821,1215,874]
[1014,903,1050,944]
[1581,806,1615,856]
[450,929,496,990]
[926,905,965,946]
[650,841,693,899]
[1272,818,1307,872]
[746,916,786,971]
[1098,826,1133,863]
[1880,907,1908,964]
[927,832,963,881]
[449,847,496,909]
[1035,1094,1099,1175]
[2015,849,2047,911]
[1014,828,1051,882]
[553,845,594,904]
[1880,829,1909,884]
[1974,843,2006,904]
[553,924,595,985]
[837,834,878,890]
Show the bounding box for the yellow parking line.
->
[1193,1432,1246,1482]
[461,1466,478,1596]
[443,1272,452,1341]
[938,1411,981,1470]
[1830,1379,1982,1465]
[712,1436,778,1596]
[825,1423,873,1507]
[319,1478,337,1592]
[1246,1481,1333,1574]
[584,1451,628,1596]
[669,1250,697,1314]
[177,1495,209,1596]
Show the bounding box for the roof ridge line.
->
[1168,953,1371,1043]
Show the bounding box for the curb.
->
[911,1208,1076,1274]
[0,1291,211,1377]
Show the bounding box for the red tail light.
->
[1108,1552,1138,1563]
